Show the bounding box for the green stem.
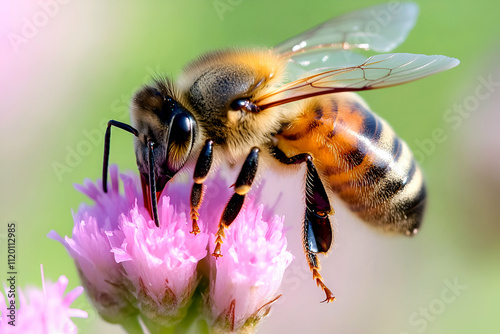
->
[120,315,143,334]
[140,316,176,334]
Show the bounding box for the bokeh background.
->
[1,0,499,333]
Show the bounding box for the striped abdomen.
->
[275,93,425,235]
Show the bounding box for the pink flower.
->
[48,166,140,323]
[106,196,209,326]
[208,203,293,333]
[0,265,87,333]
[50,165,293,333]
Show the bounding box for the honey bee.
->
[102,3,459,302]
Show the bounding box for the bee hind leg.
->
[190,140,214,234]
[212,147,260,257]
[271,146,335,302]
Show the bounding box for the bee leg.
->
[304,158,335,302]
[212,147,260,257]
[190,140,214,234]
[271,146,335,302]
[102,120,138,193]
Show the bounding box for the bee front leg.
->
[212,147,260,257]
[190,140,214,234]
[271,146,335,302]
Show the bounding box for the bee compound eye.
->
[163,110,196,176]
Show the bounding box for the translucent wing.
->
[275,2,419,56]
[255,53,460,110]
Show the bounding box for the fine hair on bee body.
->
[101,2,459,303]
[176,49,290,156]
[130,50,292,177]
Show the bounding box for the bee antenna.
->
[103,120,139,193]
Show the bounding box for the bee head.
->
[131,79,198,192]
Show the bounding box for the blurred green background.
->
[1,0,499,333]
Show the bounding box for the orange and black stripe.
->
[275,93,425,235]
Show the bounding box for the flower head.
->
[48,166,140,323]
[0,265,87,334]
[106,195,209,326]
[51,165,293,333]
[208,203,293,333]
